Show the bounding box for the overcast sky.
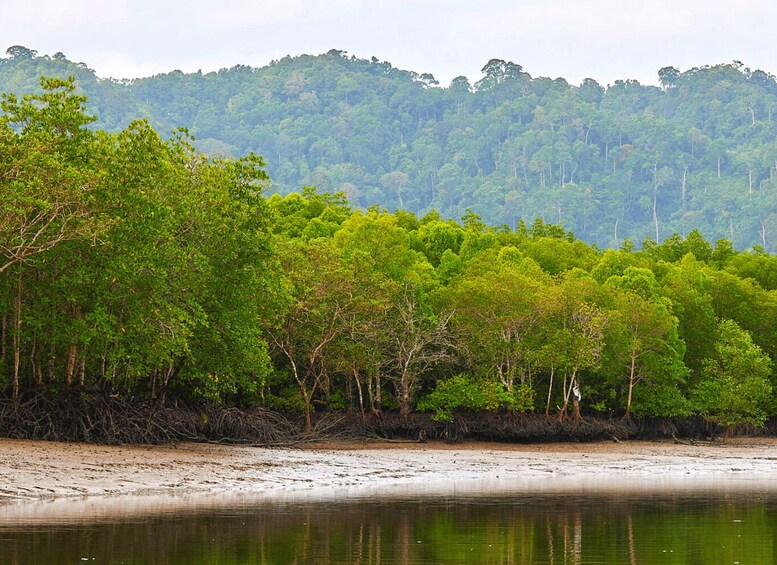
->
[2,0,776,87]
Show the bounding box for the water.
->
[1,489,776,564]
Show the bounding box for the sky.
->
[2,0,777,87]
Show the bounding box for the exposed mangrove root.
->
[0,390,298,445]
[1,392,770,446]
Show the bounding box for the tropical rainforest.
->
[3,46,777,252]
[2,52,777,442]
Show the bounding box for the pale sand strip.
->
[1,437,776,523]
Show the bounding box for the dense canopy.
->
[3,48,777,251]
[2,76,777,437]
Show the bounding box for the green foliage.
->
[5,51,777,251]
[656,255,718,377]
[263,383,308,413]
[435,249,463,283]
[0,77,277,403]
[693,320,772,428]
[417,220,464,266]
[417,374,512,422]
[0,76,105,274]
[4,76,777,432]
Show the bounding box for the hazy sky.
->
[3,0,776,86]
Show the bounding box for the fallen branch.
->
[672,433,696,446]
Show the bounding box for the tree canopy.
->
[3,49,777,251]
[3,76,777,435]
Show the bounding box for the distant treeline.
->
[2,79,777,437]
[2,47,777,250]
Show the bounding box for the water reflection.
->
[1,491,775,564]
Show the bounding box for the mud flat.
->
[1,437,776,523]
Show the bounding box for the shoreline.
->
[3,437,777,523]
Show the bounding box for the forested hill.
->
[3,45,777,250]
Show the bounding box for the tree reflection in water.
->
[0,492,774,564]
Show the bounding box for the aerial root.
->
[0,390,298,445]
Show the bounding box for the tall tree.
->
[693,320,772,428]
[444,256,550,411]
[605,268,688,419]
[0,77,104,275]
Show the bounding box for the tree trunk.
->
[398,370,412,418]
[572,394,581,420]
[560,370,580,421]
[522,146,529,184]
[760,220,767,248]
[283,353,313,432]
[65,345,77,389]
[78,358,86,387]
[353,366,365,420]
[30,335,37,388]
[366,367,376,413]
[302,388,313,432]
[623,349,637,421]
[545,366,555,418]
[375,367,382,411]
[48,343,56,384]
[157,358,186,405]
[558,373,567,420]
[12,272,22,401]
[1,315,6,370]
[149,368,157,400]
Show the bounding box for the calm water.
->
[1,489,776,564]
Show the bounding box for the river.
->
[2,486,775,563]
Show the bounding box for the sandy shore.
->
[2,437,777,522]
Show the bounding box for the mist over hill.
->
[4,45,777,250]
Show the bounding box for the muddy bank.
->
[2,437,777,513]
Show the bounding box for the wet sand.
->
[2,437,777,523]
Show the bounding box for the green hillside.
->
[3,45,777,250]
